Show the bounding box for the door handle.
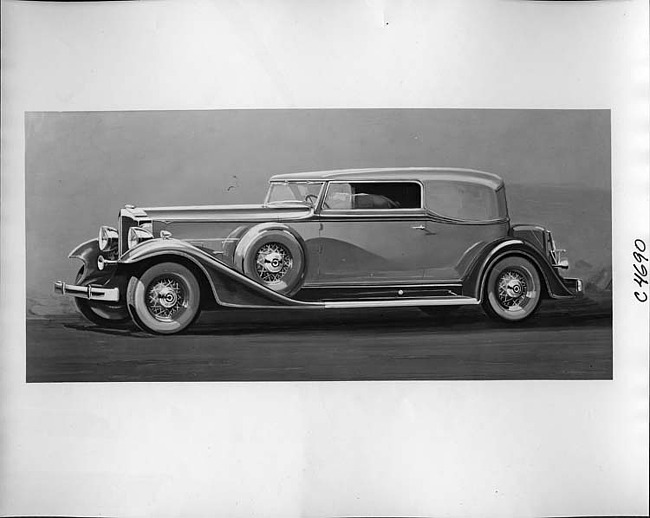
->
[411,224,436,235]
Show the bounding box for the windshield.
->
[265,182,324,207]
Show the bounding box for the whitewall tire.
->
[126,262,201,335]
[482,256,542,322]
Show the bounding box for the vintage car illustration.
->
[54,168,583,334]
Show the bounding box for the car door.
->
[316,180,432,284]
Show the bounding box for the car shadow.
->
[61,322,152,338]
[55,295,611,338]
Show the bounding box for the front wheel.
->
[73,268,131,328]
[481,256,542,322]
[126,262,201,335]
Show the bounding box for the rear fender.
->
[120,238,313,308]
[464,239,575,300]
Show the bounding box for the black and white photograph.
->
[27,108,612,382]
[1,1,648,517]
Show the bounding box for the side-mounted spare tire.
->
[234,224,307,297]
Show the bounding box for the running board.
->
[321,297,479,309]
[296,284,464,302]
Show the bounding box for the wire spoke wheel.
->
[126,262,201,334]
[237,227,306,296]
[255,242,293,285]
[482,256,541,322]
[496,270,530,310]
[145,276,188,322]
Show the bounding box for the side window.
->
[323,182,353,209]
[425,181,502,221]
[323,182,422,210]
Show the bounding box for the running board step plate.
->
[322,297,479,309]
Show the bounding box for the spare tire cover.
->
[235,226,306,296]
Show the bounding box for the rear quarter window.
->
[425,181,505,221]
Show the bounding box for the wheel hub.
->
[262,251,285,273]
[157,286,179,308]
[255,243,293,284]
[146,277,185,319]
[504,279,523,298]
[497,270,528,308]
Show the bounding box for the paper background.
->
[2,0,648,516]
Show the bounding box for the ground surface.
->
[26,295,612,383]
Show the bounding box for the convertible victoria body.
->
[54,168,583,334]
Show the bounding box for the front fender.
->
[120,238,314,308]
[68,238,107,285]
[66,239,128,299]
[464,238,575,300]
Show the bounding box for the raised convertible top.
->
[269,167,505,190]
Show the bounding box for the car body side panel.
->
[421,220,509,281]
[317,211,429,283]
[316,212,509,285]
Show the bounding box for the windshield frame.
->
[264,180,326,208]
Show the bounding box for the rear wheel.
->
[481,256,542,322]
[126,262,201,334]
[73,268,131,328]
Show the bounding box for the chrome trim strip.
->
[323,297,479,309]
[53,281,120,302]
[186,237,241,242]
[302,282,462,289]
[156,214,316,224]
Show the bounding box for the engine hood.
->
[138,202,314,223]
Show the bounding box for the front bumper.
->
[561,277,584,296]
[53,281,120,302]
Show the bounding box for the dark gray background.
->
[26,109,611,316]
